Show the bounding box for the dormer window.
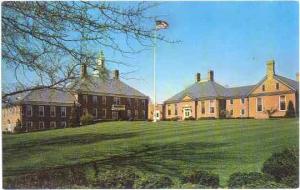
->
[276,83,279,90]
[262,85,265,91]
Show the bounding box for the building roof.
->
[275,75,299,90]
[165,80,228,103]
[70,76,148,98]
[164,74,298,103]
[225,85,256,98]
[3,88,76,107]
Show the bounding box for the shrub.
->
[80,114,94,126]
[163,116,180,121]
[244,179,289,188]
[262,147,298,183]
[134,174,173,188]
[13,119,25,133]
[184,116,195,121]
[197,117,216,120]
[180,183,208,189]
[281,175,299,188]
[227,172,272,188]
[285,101,296,117]
[93,168,138,188]
[182,170,219,188]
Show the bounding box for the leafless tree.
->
[2,1,170,98]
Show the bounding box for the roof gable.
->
[248,75,298,95]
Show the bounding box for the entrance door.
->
[183,108,192,119]
[155,110,160,121]
[112,111,119,120]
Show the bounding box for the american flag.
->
[156,20,169,29]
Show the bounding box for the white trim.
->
[61,106,67,117]
[278,95,286,111]
[92,95,98,104]
[209,100,215,114]
[50,106,56,117]
[93,108,98,118]
[127,109,131,118]
[102,108,107,119]
[26,105,32,117]
[183,107,192,119]
[39,121,45,129]
[39,106,45,117]
[60,121,67,128]
[256,97,263,112]
[50,121,56,128]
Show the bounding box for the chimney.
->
[207,70,214,81]
[296,72,299,81]
[195,73,201,82]
[266,60,275,79]
[113,70,119,80]
[80,63,87,79]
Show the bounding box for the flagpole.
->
[153,27,157,122]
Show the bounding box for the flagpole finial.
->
[155,20,169,30]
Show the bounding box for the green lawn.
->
[3,118,299,186]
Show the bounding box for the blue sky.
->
[120,1,299,103]
[3,2,299,103]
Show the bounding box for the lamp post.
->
[153,20,168,122]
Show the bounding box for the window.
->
[142,110,146,119]
[175,104,178,115]
[114,97,121,105]
[128,98,132,106]
[230,99,233,105]
[50,121,56,128]
[83,108,88,115]
[26,105,32,117]
[39,121,44,129]
[127,110,131,118]
[50,106,56,117]
[135,99,139,106]
[257,97,263,112]
[209,100,215,113]
[83,95,88,104]
[61,107,66,117]
[142,100,146,107]
[26,121,33,128]
[276,83,279,90]
[112,111,118,120]
[230,110,233,116]
[241,109,245,116]
[279,95,286,111]
[102,109,106,119]
[168,109,171,115]
[102,96,106,105]
[93,108,98,118]
[241,98,245,104]
[39,106,44,117]
[135,110,138,118]
[262,85,265,91]
[201,101,205,114]
[60,121,67,128]
[92,96,98,104]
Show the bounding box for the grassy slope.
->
[3,118,299,186]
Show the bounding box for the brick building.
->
[2,52,149,132]
[164,60,299,119]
